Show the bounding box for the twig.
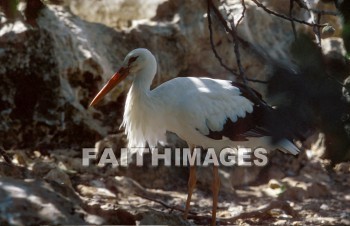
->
[207,0,268,84]
[227,200,298,222]
[135,193,197,215]
[301,0,320,46]
[289,0,297,40]
[0,148,12,165]
[294,0,338,16]
[251,0,327,28]
[309,8,338,16]
[207,0,271,109]
[135,192,222,225]
[207,1,238,77]
[236,0,246,28]
[326,72,345,88]
[245,78,269,84]
[222,3,247,84]
[316,12,322,46]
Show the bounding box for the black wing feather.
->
[203,83,270,141]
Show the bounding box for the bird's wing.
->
[153,77,300,154]
[167,77,266,141]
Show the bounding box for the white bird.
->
[90,48,300,226]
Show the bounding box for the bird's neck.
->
[132,59,157,93]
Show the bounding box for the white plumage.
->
[123,76,254,148]
[89,48,300,225]
[95,48,298,154]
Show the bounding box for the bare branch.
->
[236,0,246,28]
[207,0,271,109]
[251,0,327,28]
[227,200,298,223]
[0,148,12,165]
[222,3,247,84]
[309,8,338,16]
[289,0,297,40]
[207,1,238,77]
[207,0,268,85]
[316,12,322,46]
[135,193,197,215]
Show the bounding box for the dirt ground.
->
[0,146,349,225]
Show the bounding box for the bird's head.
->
[89,48,154,107]
[122,48,151,73]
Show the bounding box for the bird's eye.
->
[128,56,138,66]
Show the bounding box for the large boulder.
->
[0,6,121,149]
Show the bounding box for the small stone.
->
[306,183,330,198]
[322,25,335,38]
[77,184,116,198]
[32,161,55,177]
[334,162,350,173]
[269,179,283,189]
[13,152,26,166]
[320,204,329,210]
[44,168,72,187]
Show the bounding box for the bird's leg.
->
[184,144,197,220]
[211,165,220,226]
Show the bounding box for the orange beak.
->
[89,67,129,107]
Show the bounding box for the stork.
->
[89,48,300,225]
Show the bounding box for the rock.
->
[0,162,23,178]
[0,10,111,149]
[230,0,308,67]
[322,38,347,60]
[299,159,332,183]
[120,157,187,191]
[32,161,56,177]
[269,151,304,177]
[278,186,307,201]
[266,179,286,197]
[304,132,327,159]
[334,162,350,173]
[322,25,336,38]
[268,179,283,189]
[111,176,146,196]
[320,203,330,210]
[95,133,128,161]
[333,162,350,185]
[0,176,138,225]
[76,183,116,198]
[229,166,263,187]
[306,182,330,198]
[135,207,191,226]
[12,151,27,166]
[0,177,86,225]
[279,177,331,201]
[44,168,72,187]
[322,38,348,81]
[196,166,235,192]
[315,0,343,37]
[343,76,350,104]
[266,165,286,180]
[69,0,167,29]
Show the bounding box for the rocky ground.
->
[0,145,349,225]
[1,0,350,225]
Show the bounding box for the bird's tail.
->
[276,139,300,155]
